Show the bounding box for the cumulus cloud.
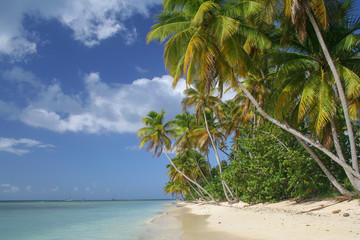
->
[0,0,161,60]
[0,137,54,155]
[1,72,185,134]
[51,186,59,192]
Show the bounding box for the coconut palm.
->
[164,181,190,199]
[166,151,210,199]
[170,112,211,184]
[147,0,270,91]
[137,110,216,201]
[268,8,360,194]
[182,81,235,201]
[272,0,360,176]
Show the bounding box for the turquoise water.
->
[0,200,174,240]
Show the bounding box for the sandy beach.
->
[170,198,360,240]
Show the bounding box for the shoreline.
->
[175,198,360,240]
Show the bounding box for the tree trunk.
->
[203,110,235,202]
[296,136,354,198]
[305,7,359,174]
[163,148,217,202]
[237,82,360,180]
[188,182,206,200]
[206,153,213,178]
[188,186,196,200]
[330,118,360,195]
[186,140,210,185]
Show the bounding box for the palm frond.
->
[191,1,220,27]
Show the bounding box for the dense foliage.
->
[224,123,343,203]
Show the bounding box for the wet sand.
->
[177,207,244,240]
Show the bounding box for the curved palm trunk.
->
[296,136,354,197]
[191,150,210,185]
[237,82,360,181]
[206,153,213,178]
[330,118,360,195]
[185,139,210,185]
[163,148,217,202]
[203,110,235,202]
[305,7,359,174]
[188,188,196,200]
[188,182,206,200]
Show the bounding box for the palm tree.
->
[166,152,209,199]
[164,181,191,200]
[137,110,216,201]
[182,81,235,201]
[147,0,270,91]
[169,112,210,184]
[267,4,360,194]
[275,0,359,176]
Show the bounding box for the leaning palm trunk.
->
[203,110,235,202]
[163,148,217,202]
[188,189,196,200]
[206,153,213,178]
[295,136,354,197]
[330,119,360,195]
[237,82,360,181]
[305,7,359,175]
[186,140,210,185]
[188,182,206,200]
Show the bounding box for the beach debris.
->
[218,222,222,224]
[343,213,350,217]
[332,209,341,214]
[299,199,347,214]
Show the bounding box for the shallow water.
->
[0,200,172,240]
[139,203,183,240]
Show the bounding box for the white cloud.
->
[51,186,59,192]
[0,137,54,155]
[2,66,42,89]
[125,145,139,151]
[135,66,148,74]
[1,184,20,193]
[26,186,32,191]
[4,72,185,134]
[4,186,20,193]
[0,0,162,60]
[73,186,79,192]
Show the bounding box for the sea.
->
[0,200,182,240]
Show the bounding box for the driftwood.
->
[299,198,348,214]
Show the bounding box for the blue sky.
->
[0,0,190,200]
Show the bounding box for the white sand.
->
[179,199,360,240]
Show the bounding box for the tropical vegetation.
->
[138,0,360,203]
